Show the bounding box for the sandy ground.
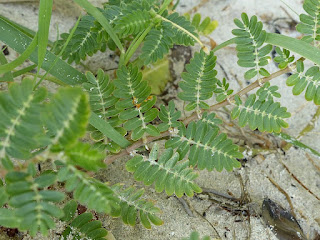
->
[0,0,320,239]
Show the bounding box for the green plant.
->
[0,0,320,238]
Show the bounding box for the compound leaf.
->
[111,184,163,229]
[166,116,242,172]
[126,144,201,197]
[274,47,295,69]
[141,27,173,64]
[286,60,320,105]
[231,93,291,133]
[58,165,118,214]
[296,0,320,44]
[186,13,218,36]
[5,170,64,236]
[158,100,181,132]
[83,69,125,153]
[0,79,47,160]
[232,13,272,80]
[178,50,217,114]
[54,15,103,64]
[45,87,90,151]
[61,212,108,240]
[115,9,151,38]
[64,141,106,171]
[162,12,198,46]
[114,65,159,140]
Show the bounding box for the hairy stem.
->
[105,59,301,165]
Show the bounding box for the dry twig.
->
[306,153,320,172]
[266,175,296,218]
[279,159,320,201]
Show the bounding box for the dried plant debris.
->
[262,198,307,240]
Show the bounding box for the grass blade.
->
[12,64,37,78]
[0,15,54,46]
[210,34,320,67]
[266,33,320,66]
[0,34,38,74]
[275,132,320,159]
[34,15,82,89]
[37,0,53,72]
[89,113,131,148]
[0,48,13,82]
[0,15,36,39]
[0,18,86,84]
[211,38,236,53]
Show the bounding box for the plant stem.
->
[24,73,68,86]
[124,24,154,65]
[34,15,81,89]
[156,14,209,53]
[211,38,236,53]
[105,59,301,165]
[158,0,172,15]
[12,64,37,77]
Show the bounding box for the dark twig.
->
[175,196,195,217]
[306,153,320,172]
[201,187,240,202]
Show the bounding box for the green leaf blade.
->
[37,0,53,71]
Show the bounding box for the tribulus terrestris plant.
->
[0,0,319,239]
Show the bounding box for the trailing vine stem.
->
[105,58,303,165]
